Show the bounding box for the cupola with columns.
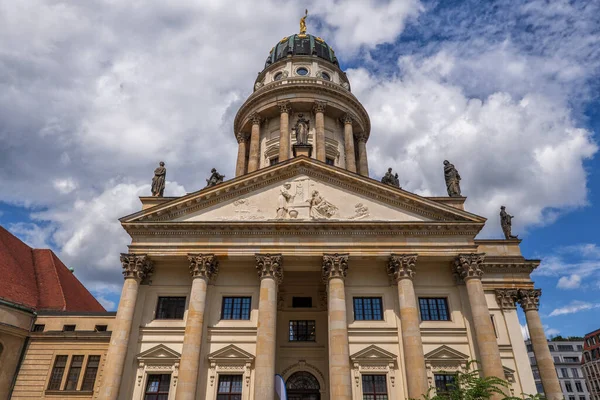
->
[233,16,371,177]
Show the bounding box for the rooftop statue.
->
[381,167,400,188]
[151,161,166,197]
[300,9,308,35]
[443,160,461,197]
[206,168,225,187]
[500,206,518,239]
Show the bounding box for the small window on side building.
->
[270,157,279,165]
[94,325,107,332]
[47,355,68,390]
[32,324,45,332]
[81,355,101,391]
[64,355,84,390]
[325,157,335,166]
[63,325,76,332]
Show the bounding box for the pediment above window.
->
[136,344,181,363]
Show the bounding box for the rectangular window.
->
[570,396,576,400]
[535,382,544,394]
[155,297,186,320]
[576,381,583,392]
[94,325,107,332]
[577,345,583,351]
[292,297,312,308]
[354,297,383,321]
[289,320,316,341]
[63,325,76,331]
[144,374,170,400]
[81,355,100,391]
[527,344,533,352]
[270,157,279,165]
[434,374,457,394]
[572,368,580,378]
[559,345,575,351]
[325,157,335,166]
[554,356,561,363]
[532,369,541,379]
[32,324,45,332]
[530,356,537,365]
[419,298,450,321]
[362,374,388,400]
[217,375,243,400]
[47,355,68,390]
[64,355,84,390]
[565,357,580,363]
[579,397,586,400]
[548,345,555,351]
[562,368,569,378]
[221,297,251,320]
[566,381,573,392]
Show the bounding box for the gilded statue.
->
[151,161,166,197]
[300,9,308,35]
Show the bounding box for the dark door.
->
[286,371,321,400]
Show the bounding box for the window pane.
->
[65,355,84,390]
[222,297,251,320]
[156,297,186,319]
[363,375,388,399]
[289,320,315,341]
[145,374,170,397]
[48,355,68,390]
[218,375,243,394]
[81,355,100,391]
[419,298,449,321]
[354,297,383,321]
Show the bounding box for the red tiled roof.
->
[0,225,105,312]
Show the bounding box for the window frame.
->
[221,296,252,320]
[143,374,171,400]
[80,355,101,391]
[353,297,384,321]
[434,373,458,395]
[216,374,243,400]
[47,355,68,390]
[289,320,316,342]
[565,381,573,392]
[62,324,76,332]
[361,374,388,400]
[418,297,450,321]
[155,296,186,320]
[64,355,84,390]
[32,324,45,332]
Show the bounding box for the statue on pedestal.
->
[381,167,400,188]
[151,162,166,197]
[294,114,310,145]
[443,160,461,197]
[206,168,225,187]
[500,206,518,239]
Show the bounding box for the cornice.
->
[234,78,370,137]
[481,257,540,273]
[120,158,486,225]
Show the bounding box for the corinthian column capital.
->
[278,101,292,114]
[453,253,486,282]
[355,131,368,143]
[256,253,283,284]
[188,253,219,281]
[322,253,349,283]
[341,113,354,125]
[387,254,418,283]
[495,289,518,309]
[250,113,263,126]
[236,132,249,144]
[313,101,327,114]
[120,253,154,281]
[517,288,541,311]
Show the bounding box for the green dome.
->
[264,33,339,70]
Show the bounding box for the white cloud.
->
[520,323,529,340]
[8,222,54,249]
[549,301,600,317]
[557,274,582,290]
[521,323,559,339]
[53,178,78,194]
[96,295,116,311]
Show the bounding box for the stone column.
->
[98,254,153,400]
[247,113,262,173]
[278,102,291,162]
[175,254,219,400]
[388,254,428,399]
[356,132,369,177]
[235,133,249,177]
[518,289,562,400]
[322,253,352,400]
[314,101,327,162]
[342,114,356,173]
[253,254,283,400]
[453,254,504,379]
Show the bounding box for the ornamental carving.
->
[387,254,418,282]
[250,113,263,125]
[120,254,154,281]
[341,113,353,125]
[322,253,349,282]
[453,253,486,282]
[188,254,219,281]
[278,101,292,114]
[517,288,541,311]
[313,101,326,114]
[495,289,518,309]
[236,132,249,144]
[256,253,283,284]
[355,132,368,143]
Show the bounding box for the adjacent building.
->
[526,338,589,400]
[0,226,109,400]
[583,329,600,400]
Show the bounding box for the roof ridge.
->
[44,250,67,311]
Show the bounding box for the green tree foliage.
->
[414,361,544,400]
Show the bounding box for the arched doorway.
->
[286,371,321,400]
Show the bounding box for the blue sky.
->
[0,0,598,337]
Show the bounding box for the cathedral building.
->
[89,22,562,400]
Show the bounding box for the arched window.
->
[286,371,320,400]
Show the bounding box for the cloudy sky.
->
[1,0,599,336]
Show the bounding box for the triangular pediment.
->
[350,345,396,362]
[121,158,485,226]
[137,344,180,362]
[424,345,469,362]
[208,344,254,362]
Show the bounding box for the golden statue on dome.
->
[300,9,308,35]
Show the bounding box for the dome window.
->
[296,67,309,76]
[321,72,331,81]
[274,72,284,81]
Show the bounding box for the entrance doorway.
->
[286,371,321,400]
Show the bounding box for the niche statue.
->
[294,114,310,145]
[443,160,461,197]
[206,168,225,187]
[500,206,518,239]
[151,161,166,197]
